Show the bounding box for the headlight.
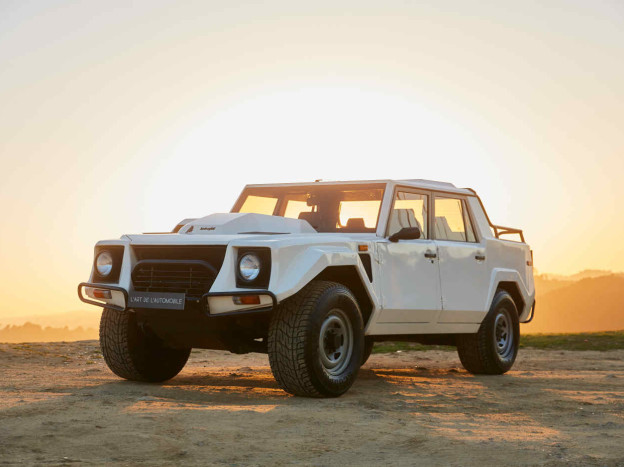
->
[96,251,114,277]
[239,253,261,281]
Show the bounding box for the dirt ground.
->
[1,342,623,466]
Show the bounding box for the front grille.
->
[131,246,226,297]
[132,261,216,296]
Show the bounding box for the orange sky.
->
[1,1,623,318]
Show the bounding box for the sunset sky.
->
[1,0,623,319]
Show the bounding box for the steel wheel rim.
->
[494,310,514,360]
[319,309,353,376]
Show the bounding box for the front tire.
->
[268,281,364,397]
[457,291,520,375]
[100,308,191,382]
[361,337,374,365]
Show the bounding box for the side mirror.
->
[389,227,421,242]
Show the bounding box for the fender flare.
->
[270,245,374,304]
[485,268,534,321]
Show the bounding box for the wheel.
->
[456,290,520,375]
[267,281,364,397]
[100,308,191,382]
[361,337,374,365]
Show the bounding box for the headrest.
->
[345,217,366,231]
[298,211,320,230]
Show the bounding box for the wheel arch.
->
[495,281,525,317]
[313,266,374,328]
[271,245,380,323]
[486,268,534,322]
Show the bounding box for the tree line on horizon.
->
[0,322,97,343]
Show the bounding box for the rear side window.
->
[388,191,428,239]
[434,197,476,242]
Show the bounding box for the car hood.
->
[122,213,317,245]
[180,213,316,235]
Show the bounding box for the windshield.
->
[232,184,385,233]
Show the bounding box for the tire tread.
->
[268,281,357,397]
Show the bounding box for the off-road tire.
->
[361,337,374,365]
[456,290,520,375]
[268,281,364,397]
[100,308,191,382]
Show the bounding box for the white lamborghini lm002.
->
[79,179,535,397]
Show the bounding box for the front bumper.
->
[77,282,277,317]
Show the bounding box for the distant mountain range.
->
[526,270,624,333]
[1,270,622,341]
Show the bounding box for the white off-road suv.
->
[79,179,535,397]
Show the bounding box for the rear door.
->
[376,189,442,326]
[433,195,489,323]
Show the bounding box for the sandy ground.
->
[1,342,623,466]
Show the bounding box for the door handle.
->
[475,254,486,261]
[424,251,437,259]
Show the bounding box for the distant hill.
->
[0,322,98,343]
[539,269,618,282]
[0,310,101,329]
[1,271,622,342]
[525,274,624,333]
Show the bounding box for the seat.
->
[388,208,422,237]
[435,216,466,241]
[298,211,320,231]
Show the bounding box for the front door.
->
[376,190,442,327]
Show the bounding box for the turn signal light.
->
[358,245,368,252]
[93,289,112,299]
[233,295,261,305]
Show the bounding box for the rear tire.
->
[457,291,519,375]
[268,281,364,397]
[100,308,191,382]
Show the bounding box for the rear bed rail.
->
[491,225,525,243]
[463,187,525,243]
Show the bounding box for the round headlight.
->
[96,251,114,277]
[239,253,261,281]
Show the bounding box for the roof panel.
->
[245,179,472,195]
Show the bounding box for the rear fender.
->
[486,268,535,321]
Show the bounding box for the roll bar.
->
[463,188,525,243]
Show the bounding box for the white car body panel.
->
[81,179,535,337]
[374,239,441,323]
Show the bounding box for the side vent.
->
[359,254,373,282]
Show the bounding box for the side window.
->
[239,195,278,215]
[434,197,476,242]
[388,191,428,238]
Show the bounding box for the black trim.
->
[359,253,373,282]
[520,299,536,324]
[131,259,219,297]
[236,248,271,289]
[201,290,278,318]
[92,246,124,284]
[77,282,128,312]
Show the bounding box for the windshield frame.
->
[231,183,387,233]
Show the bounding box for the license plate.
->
[128,292,186,310]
